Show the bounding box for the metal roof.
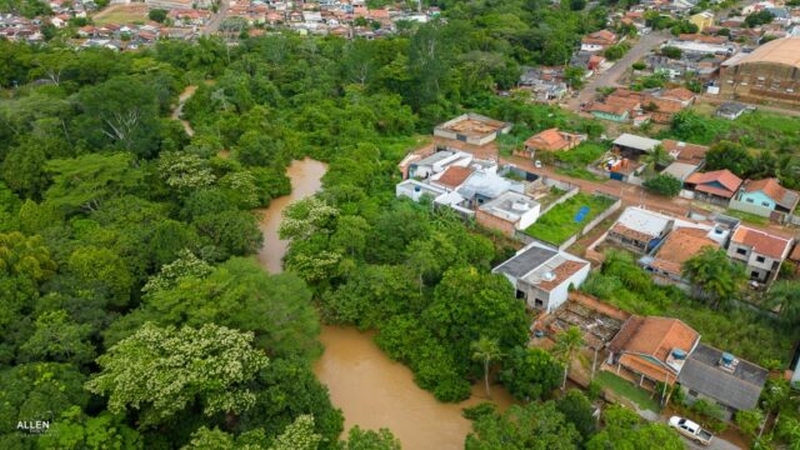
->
[678,343,768,411]
[613,134,662,153]
[494,244,557,279]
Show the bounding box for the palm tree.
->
[765,280,800,326]
[682,247,746,309]
[554,326,584,390]
[471,336,502,398]
[643,144,673,171]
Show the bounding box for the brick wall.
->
[476,209,516,237]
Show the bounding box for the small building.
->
[607,207,674,254]
[581,29,617,52]
[689,11,715,32]
[405,150,471,180]
[612,134,662,159]
[727,224,795,282]
[684,169,743,205]
[433,113,512,147]
[588,102,631,122]
[522,128,586,155]
[678,344,768,420]
[476,191,541,237]
[731,177,800,217]
[662,140,709,166]
[395,179,447,202]
[607,316,700,388]
[715,102,749,120]
[644,227,721,286]
[661,161,700,181]
[493,242,591,313]
[430,165,475,192]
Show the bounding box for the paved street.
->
[203,1,229,36]
[566,30,671,111]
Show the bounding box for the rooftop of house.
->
[524,128,582,151]
[661,161,700,181]
[610,315,700,367]
[457,170,523,201]
[494,243,558,279]
[582,29,617,43]
[743,177,800,211]
[731,225,794,259]
[414,150,457,166]
[613,134,661,153]
[678,343,768,411]
[661,139,709,163]
[434,113,510,138]
[478,191,540,223]
[661,87,696,102]
[790,242,800,262]
[433,165,474,190]
[525,257,589,292]
[649,228,720,275]
[612,207,674,241]
[685,169,743,198]
[589,101,631,116]
[716,101,749,116]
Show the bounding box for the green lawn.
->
[725,209,769,226]
[554,142,607,166]
[524,193,616,245]
[595,371,661,413]
[555,167,606,182]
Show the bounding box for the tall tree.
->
[554,326,584,390]
[682,247,746,309]
[587,405,683,450]
[466,401,581,450]
[85,323,269,427]
[765,280,800,326]
[471,336,503,398]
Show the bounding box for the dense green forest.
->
[0,0,619,444]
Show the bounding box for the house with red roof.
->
[521,128,585,156]
[607,316,700,388]
[581,29,617,52]
[727,224,794,282]
[684,169,743,206]
[731,177,800,218]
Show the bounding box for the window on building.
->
[534,299,544,308]
[762,202,770,207]
[515,289,525,299]
[736,248,747,255]
[751,271,760,279]
[756,256,765,263]
[746,198,754,203]
[688,389,698,397]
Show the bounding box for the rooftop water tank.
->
[721,352,735,366]
[671,348,687,360]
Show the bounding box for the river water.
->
[257,158,515,450]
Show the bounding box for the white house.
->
[493,242,591,313]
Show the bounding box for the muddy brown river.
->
[258,158,514,449]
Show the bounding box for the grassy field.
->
[524,193,616,245]
[92,4,149,25]
[724,209,769,226]
[553,142,607,167]
[659,105,800,152]
[595,371,661,413]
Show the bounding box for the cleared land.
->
[524,193,615,245]
[92,4,149,25]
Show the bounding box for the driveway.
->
[566,31,671,111]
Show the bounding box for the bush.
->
[632,61,646,71]
[148,8,168,23]
[661,46,682,59]
[643,173,682,197]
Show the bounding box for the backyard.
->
[595,371,661,413]
[92,4,149,26]
[524,193,616,245]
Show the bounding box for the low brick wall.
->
[475,209,516,237]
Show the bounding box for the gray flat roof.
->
[494,244,557,279]
[678,343,768,411]
[613,134,661,153]
[414,151,455,166]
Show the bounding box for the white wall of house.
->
[516,203,541,230]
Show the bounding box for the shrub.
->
[643,173,682,197]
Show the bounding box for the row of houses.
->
[586,87,697,125]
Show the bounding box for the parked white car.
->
[668,416,714,446]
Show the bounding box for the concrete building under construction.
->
[718,37,800,107]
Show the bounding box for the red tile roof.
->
[662,87,696,102]
[743,178,800,211]
[435,166,474,189]
[731,225,794,260]
[524,128,582,152]
[537,260,588,292]
[685,169,743,199]
[610,316,700,365]
[650,228,719,276]
[790,243,800,262]
[662,140,709,163]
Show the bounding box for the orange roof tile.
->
[537,260,588,292]
[662,87,696,102]
[662,140,709,163]
[650,228,719,276]
[731,225,794,260]
[619,354,677,383]
[790,243,800,262]
[744,178,800,210]
[610,316,699,364]
[611,223,656,243]
[435,166,474,189]
[685,169,743,198]
[525,128,573,152]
